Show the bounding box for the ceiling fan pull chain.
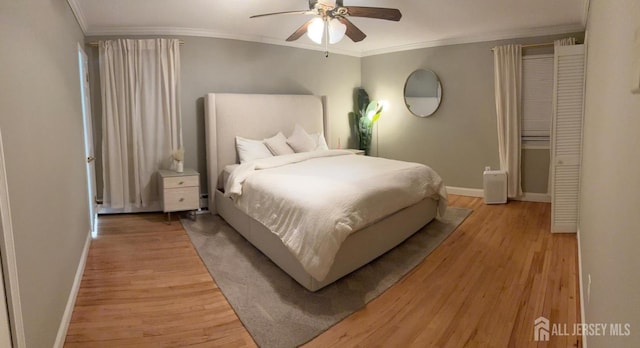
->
[324,17,329,57]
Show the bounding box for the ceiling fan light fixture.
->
[328,18,346,44]
[307,17,325,44]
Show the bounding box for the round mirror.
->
[404,69,442,117]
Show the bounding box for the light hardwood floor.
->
[65,195,581,347]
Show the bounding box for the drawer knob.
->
[178,181,184,185]
[179,198,184,202]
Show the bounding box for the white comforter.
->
[225,150,447,281]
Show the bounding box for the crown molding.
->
[84,23,585,58]
[85,26,364,58]
[66,0,88,34]
[361,23,586,57]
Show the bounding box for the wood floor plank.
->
[64,213,256,347]
[65,195,581,347]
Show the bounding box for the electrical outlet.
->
[587,274,592,304]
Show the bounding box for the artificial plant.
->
[348,88,384,155]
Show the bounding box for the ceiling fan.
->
[250,0,402,46]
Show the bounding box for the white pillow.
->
[264,132,295,155]
[311,132,329,151]
[235,136,273,164]
[287,125,317,153]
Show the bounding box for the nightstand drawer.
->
[163,187,199,212]
[163,175,199,189]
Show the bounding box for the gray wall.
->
[361,33,583,192]
[521,148,550,193]
[0,1,88,347]
[87,33,584,196]
[579,0,640,346]
[86,36,361,196]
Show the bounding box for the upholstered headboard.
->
[204,93,326,213]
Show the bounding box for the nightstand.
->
[158,169,200,221]
[344,149,365,156]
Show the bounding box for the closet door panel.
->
[551,44,585,233]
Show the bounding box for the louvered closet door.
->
[551,44,585,233]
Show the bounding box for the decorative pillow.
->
[311,132,329,151]
[235,136,273,164]
[263,132,295,155]
[287,124,317,153]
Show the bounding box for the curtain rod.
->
[88,40,185,47]
[490,42,554,51]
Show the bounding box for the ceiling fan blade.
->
[345,6,402,21]
[337,17,366,42]
[286,19,314,42]
[250,10,312,19]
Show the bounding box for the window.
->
[522,54,553,148]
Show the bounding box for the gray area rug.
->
[182,207,471,348]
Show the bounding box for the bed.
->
[204,93,447,291]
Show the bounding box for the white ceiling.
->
[68,0,587,57]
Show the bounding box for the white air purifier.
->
[483,168,507,204]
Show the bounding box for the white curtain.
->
[493,44,522,198]
[548,37,576,194]
[99,39,182,211]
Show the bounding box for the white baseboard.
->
[446,186,484,197]
[576,227,587,348]
[98,201,161,214]
[54,230,91,348]
[446,186,551,203]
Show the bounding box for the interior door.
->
[0,129,14,347]
[78,45,98,236]
[0,224,13,347]
[550,44,586,233]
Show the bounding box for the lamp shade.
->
[307,17,324,44]
[328,18,346,44]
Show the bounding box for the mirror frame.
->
[403,69,442,117]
